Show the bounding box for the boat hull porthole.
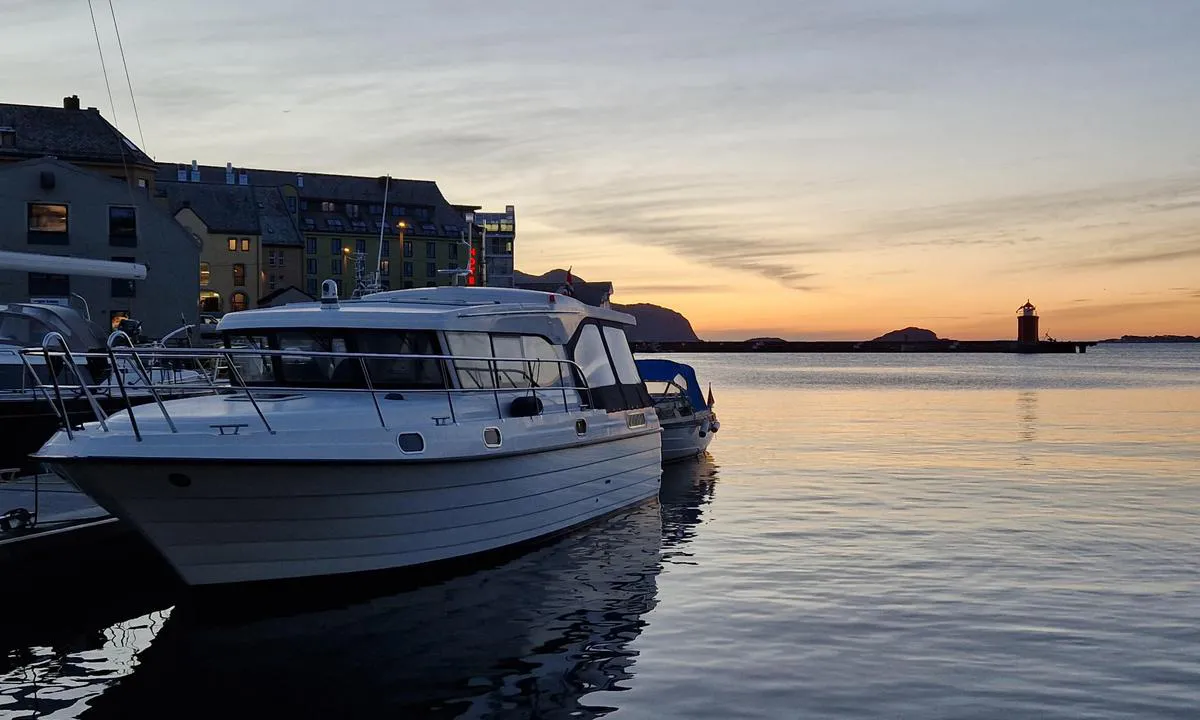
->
[575,419,587,435]
[397,432,425,453]
[483,427,502,448]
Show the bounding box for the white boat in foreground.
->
[30,284,663,586]
[636,359,719,463]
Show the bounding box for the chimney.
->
[63,95,81,111]
[190,160,200,183]
[225,162,234,185]
[176,164,187,182]
[238,170,249,186]
[296,173,304,189]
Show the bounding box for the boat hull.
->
[51,432,662,586]
[659,412,715,463]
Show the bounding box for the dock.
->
[632,339,1098,354]
[0,472,177,623]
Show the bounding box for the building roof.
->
[0,100,154,167]
[156,163,467,237]
[254,187,304,248]
[257,285,314,307]
[159,181,259,234]
[515,280,614,308]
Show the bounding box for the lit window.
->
[321,201,336,212]
[228,237,237,251]
[199,262,210,287]
[28,204,68,233]
[230,292,248,312]
[233,263,246,286]
[240,238,250,252]
[380,259,390,276]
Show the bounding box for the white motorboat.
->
[30,283,663,586]
[636,358,719,463]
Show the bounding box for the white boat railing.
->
[20,335,593,442]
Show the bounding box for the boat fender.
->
[0,507,32,534]
[510,395,544,418]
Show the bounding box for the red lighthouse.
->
[1017,300,1039,344]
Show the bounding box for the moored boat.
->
[636,358,719,463]
[30,284,663,587]
[0,303,207,473]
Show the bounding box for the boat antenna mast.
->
[352,174,390,298]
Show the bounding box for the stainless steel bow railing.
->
[20,339,592,441]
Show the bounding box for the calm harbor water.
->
[2,345,1199,719]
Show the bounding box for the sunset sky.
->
[5,0,1199,340]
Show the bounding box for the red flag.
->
[707,383,715,408]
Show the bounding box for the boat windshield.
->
[0,312,56,348]
[223,329,446,390]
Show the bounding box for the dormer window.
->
[0,127,15,149]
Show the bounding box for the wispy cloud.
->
[1068,244,1200,269]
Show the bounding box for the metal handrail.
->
[106,330,178,434]
[36,331,110,435]
[21,343,593,437]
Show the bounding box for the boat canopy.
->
[0,303,105,351]
[636,359,707,411]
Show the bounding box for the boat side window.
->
[521,335,565,388]
[276,331,348,386]
[354,330,445,389]
[491,334,526,389]
[602,326,641,385]
[573,324,617,388]
[224,334,274,385]
[445,331,495,389]
[0,313,52,348]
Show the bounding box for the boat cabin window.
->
[568,322,652,412]
[444,331,567,390]
[222,330,446,390]
[603,326,641,385]
[0,313,55,348]
[645,373,688,398]
[573,325,617,388]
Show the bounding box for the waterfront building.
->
[461,206,517,288]
[0,157,199,336]
[156,163,485,299]
[157,174,303,313]
[0,95,157,193]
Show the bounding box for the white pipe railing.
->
[20,342,592,441]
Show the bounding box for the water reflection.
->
[0,456,720,720]
[1015,390,1039,468]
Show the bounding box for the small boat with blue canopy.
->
[635,359,719,463]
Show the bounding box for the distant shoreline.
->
[1098,337,1200,344]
